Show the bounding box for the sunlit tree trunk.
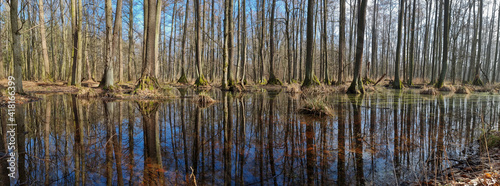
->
[10,0,24,93]
[128,0,134,82]
[435,0,450,88]
[136,0,160,90]
[267,0,282,85]
[338,0,346,84]
[195,0,208,86]
[302,0,320,87]
[393,0,404,89]
[177,0,190,84]
[39,0,51,81]
[347,0,368,94]
[100,0,114,88]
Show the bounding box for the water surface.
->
[0,90,499,185]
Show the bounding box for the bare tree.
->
[347,0,368,94]
[302,0,320,87]
[9,0,24,93]
[393,0,404,89]
[435,0,450,88]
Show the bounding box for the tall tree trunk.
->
[128,0,134,82]
[154,0,162,78]
[322,0,329,84]
[266,0,282,85]
[227,0,235,85]
[240,0,247,83]
[136,0,160,90]
[435,0,450,88]
[100,0,114,88]
[59,0,66,80]
[39,0,51,81]
[194,0,208,86]
[177,0,190,84]
[392,0,404,89]
[472,0,484,86]
[408,0,416,85]
[493,0,500,83]
[369,0,377,81]
[338,0,346,84]
[302,0,320,87]
[346,0,368,94]
[10,0,24,93]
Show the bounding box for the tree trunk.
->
[322,0,329,84]
[136,0,160,90]
[267,0,282,85]
[338,0,346,84]
[100,0,114,88]
[177,0,190,84]
[39,0,51,81]
[302,0,320,87]
[10,0,24,93]
[347,0,368,94]
[392,0,404,89]
[408,0,416,85]
[472,0,484,86]
[370,0,377,82]
[435,0,450,88]
[128,0,134,82]
[240,0,247,83]
[195,0,208,86]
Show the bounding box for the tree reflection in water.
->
[1,91,499,185]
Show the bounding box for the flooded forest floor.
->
[0,79,500,185]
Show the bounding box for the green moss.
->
[267,76,283,86]
[301,75,321,88]
[392,80,403,89]
[260,78,268,85]
[472,75,484,86]
[346,79,365,94]
[177,71,189,84]
[195,75,209,86]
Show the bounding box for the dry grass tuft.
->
[196,92,216,107]
[298,98,333,117]
[438,85,455,92]
[285,83,302,93]
[456,86,471,94]
[77,87,101,98]
[420,88,439,95]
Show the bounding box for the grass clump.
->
[286,83,302,93]
[298,98,333,117]
[420,88,438,95]
[481,131,500,149]
[77,87,100,98]
[196,92,216,107]
[456,86,471,94]
[438,85,455,92]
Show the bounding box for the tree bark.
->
[194,0,208,86]
[347,0,368,94]
[338,0,346,84]
[136,0,160,90]
[10,0,24,93]
[435,0,450,88]
[177,0,190,84]
[100,0,114,88]
[267,0,282,85]
[128,0,134,82]
[392,0,404,89]
[302,0,320,87]
[38,0,51,81]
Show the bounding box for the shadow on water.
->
[0,90,499,185]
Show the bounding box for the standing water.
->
[1,90,499,185]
